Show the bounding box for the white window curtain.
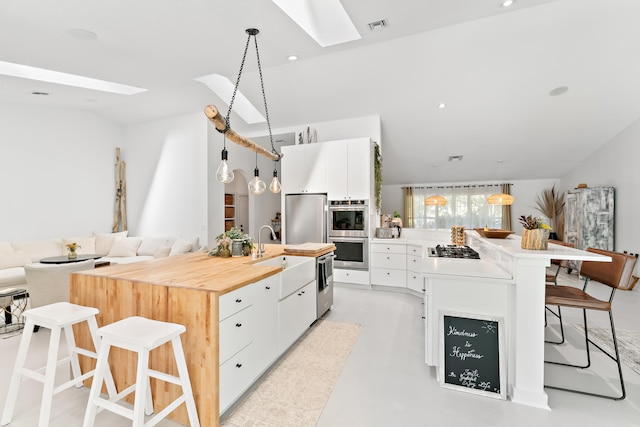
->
[407,185,506,230]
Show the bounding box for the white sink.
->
[255,255,315,299]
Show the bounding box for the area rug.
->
[575,325,640,376]
[221,319,361,427]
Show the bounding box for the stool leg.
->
[38,325,62,427]
[82,338,112,427]
[172,337,200,427]
[1,318,35,426]
[63,324,84,388]
[86,316,117,398]
[133,348,151,426]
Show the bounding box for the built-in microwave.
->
[328,236,369,270]
[328,200,368,238]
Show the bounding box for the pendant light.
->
[269,161,281,193]
[212,28,282,192]
[248,153,266,195]
[424,195,447,206]
[215,134,234,184]
[487,160,514,205]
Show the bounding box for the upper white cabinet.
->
[282,143,327,193]
[326,138,372,201]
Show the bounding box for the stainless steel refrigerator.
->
[284,193,328,244]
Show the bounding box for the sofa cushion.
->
[137,236,175,257]
[107,237,143,257]
[103,255,154,265]
[154,246,171,258]
[0,267,27,289]
[170,237,199,256]
[62,236,96,255]
[94,231,128,256]
[11,239,63,262]
[0,251,32,270]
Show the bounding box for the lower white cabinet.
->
[219,343,255,412]
[252,275,279,375]
[406,244,424,294]
[279,280,316,353]
[371,243,407,288]
[334,268,370,285]
[219,306,253,365]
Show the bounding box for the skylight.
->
[272,0,361,47]
[194,74,266,124]
[0,61,146,95]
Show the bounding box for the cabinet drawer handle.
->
[387,272,390,275]
[235,323,242,327]
[235,299,242,303]
[298,293,302,296]
[265,286,271,290]
[301,290,305,294]
[236,363,242,368]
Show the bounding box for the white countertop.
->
[421,256,513,280]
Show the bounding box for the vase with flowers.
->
[519,215,552,250]
[66,242,81,259]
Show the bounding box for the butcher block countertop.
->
[75,243,335,295]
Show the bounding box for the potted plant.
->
[519,215,551,250]
[209,227,254,257]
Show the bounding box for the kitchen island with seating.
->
[69,243,334,426]
[420,231,610,409]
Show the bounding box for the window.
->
[408,185,505,229]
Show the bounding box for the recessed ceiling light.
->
[67,28,98,40]
[288,55,299,61]
[0,60,146,95]
[194,73,266,124]
[500,0,516,7]
[367,19,389,31]
[438,103,447,109]
[272,0,361,47]
[549,86,569,96]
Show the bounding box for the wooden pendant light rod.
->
[204,105,281,161]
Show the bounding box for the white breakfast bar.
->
[415,230,611,409]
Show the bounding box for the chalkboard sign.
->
[439,311,506,400]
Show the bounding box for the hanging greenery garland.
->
[374,142,382,213]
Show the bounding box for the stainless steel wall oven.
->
[328,200,368,238]
[328,236,369,270]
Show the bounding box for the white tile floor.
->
[2,269,640,426]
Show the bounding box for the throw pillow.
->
[94,231,128,256]
[0,251,32,270]
[154,246,171,258]
[138,237,173,257]
[169,237,199,256]
[62,237,96,255]
[107,237,143,257]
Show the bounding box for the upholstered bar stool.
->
[83,316,200,427]
[1,302,117,427]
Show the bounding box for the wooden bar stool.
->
[1,302,117,427]
[83,316,200,427]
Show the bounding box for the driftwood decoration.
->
[204,105,282,161]
[112,147,127,232]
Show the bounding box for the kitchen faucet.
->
[257,225,276,258]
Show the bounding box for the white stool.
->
[83,316,200,427]
[1,302,117,427]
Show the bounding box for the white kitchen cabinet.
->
[282,143,327,194]
[334,268,370,286]
[370,243,407,288]
[279,280,316,353]
[219,305,253,365]
[406,244,424,294]
[251,276,279,376]
[326,138,372,201]
[219,343,255,413]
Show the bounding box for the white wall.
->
[560,116,640,256]
[122,113,207,244]
[381,178,560,232]
[0,104,120,241]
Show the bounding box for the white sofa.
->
[0,232,201,293]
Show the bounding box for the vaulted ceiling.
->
[1,0,638,185]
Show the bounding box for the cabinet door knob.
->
[387,256,390,260]
[421,316,426,320]
[235,323,242,327]
[236,363,243,368]
[387,272,390,275]
[301,290,305,294]
[265,286,271,290]
[235,299,242,303]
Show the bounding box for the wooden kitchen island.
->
[70,244,334,426]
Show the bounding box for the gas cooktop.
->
[427,244,481,260]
